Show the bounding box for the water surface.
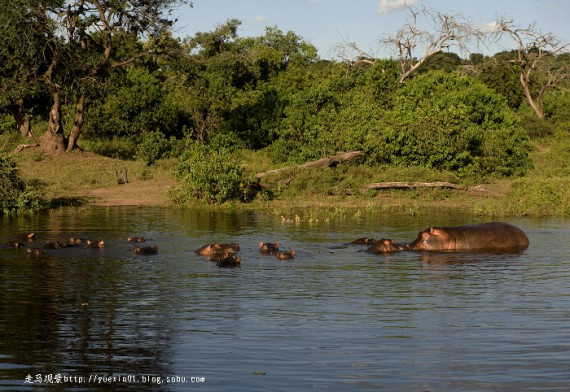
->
[1,207,569,391]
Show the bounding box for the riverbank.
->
[10,142,570,218]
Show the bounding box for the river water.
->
[0,207,569,391]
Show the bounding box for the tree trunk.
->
[520,73,545,119]
[15,99,32,138]
[42,88,66,152]
[67,93,85,152]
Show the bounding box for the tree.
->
[0,0,59,138]
[495,18,570,118]
[180,21,319,148]
[333,4,484,83]
[383,4,484,83]
[31,0,190,152]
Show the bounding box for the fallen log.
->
[13,143,39,153]
[360,181,499,196]
[256,151,365,179]
[360,181,466,193]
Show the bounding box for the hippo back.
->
[410,222,529,252]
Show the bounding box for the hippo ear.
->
[258,241,263,248]
[429,228,447,237]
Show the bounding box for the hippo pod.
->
[408,222,529,252]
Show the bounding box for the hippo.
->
[367,239,407,254]
[44,240,68,249]
[276,250,296,260]
[128,237,147,243]
[6,240,25,249]
[17,233,35,241]
[407,222,529,252]
[196,243,240,256]
[135,245,158,255]
[86,239,105,249]
[349,237,376,245]
[69,237,85,245]
[259,241,279,255]
[217,253,241,267]
[27,248,46,257]
[207,251,241,266]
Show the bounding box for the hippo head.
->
[368,238,405,253]
[408,228,454,251]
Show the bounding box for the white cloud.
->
[254,16,267,22]
[481,21,499,33]
[378,0,417,14]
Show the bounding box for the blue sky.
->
[172,0,570,59]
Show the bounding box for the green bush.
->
[136,131,172,165]
[0,154,44,214]
[174,141,251,204]
[518,112,556,139]
[364,71,532,180]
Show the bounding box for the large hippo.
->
[407,222,529,252]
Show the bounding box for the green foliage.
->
[474,55,524,109]
[365,71,532,180]
[136,131,173,165]
[542,90,570,126]
[175,142,251,204]
[0,154,44,214]
[417,52,462,74]
[504,177,570,216]
[0,114,16,134]
[85,67,180,139]
[518,112,556,139]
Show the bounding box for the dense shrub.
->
[0,154,44,214]
[518,112,556,139]
[136,131,173,165]
[364,72,532,179]
[174,142,251,204]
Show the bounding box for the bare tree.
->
[383,4,484,83]
[495,17,569,119]
[334,3,484,82]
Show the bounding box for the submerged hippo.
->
[408,222,529,252]
[196,243,240,256]
[135,245,158,255]
[276,250,296,260]
[349,237,376,245]
[367,239,407,254]
[259,241,279,255]
[207,251,241,267]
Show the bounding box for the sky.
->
[171,0,570,59]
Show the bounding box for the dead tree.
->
[494,18,569,119]
[334,4,484,82]
[383,4,484,83]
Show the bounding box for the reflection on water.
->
[1,207,569,391]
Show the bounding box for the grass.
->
[3,130,570,217]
